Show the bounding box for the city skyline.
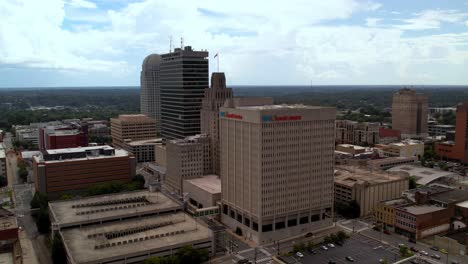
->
[1,0,468,88]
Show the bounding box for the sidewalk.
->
[19,230,39,264]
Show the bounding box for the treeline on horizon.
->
[0,87,467,130]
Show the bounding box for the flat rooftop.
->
[49,191,182,228]
[184,175,221,194]
[112,114,155,123]
[45,145,114,155]
[430,189,468,204]
[0,208,17,230]
[125,138,162,146]
[382,198,411,207]
[337,144,366,150]
[335,166,407,187]
[61,211,212,264]
[399,205,446,215]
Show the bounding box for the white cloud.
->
[366,17,381,27]
[0,0,467,85]
[465,20,468,26]
[67,0,97,9]
[394,9,468,30]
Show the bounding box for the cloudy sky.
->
[1,0,468,87]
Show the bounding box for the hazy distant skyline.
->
[1,0,468,88]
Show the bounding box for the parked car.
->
[237,260,251,264]
[408,238,416,243]
[420,250,429,256]
[328,243,335,248]
[336,241,344,246]
[451,261,459,264]
[398,243,405,248]
[410,247,419,252]
[430,246,439,251]
[304,232,313,237]
[383,230,391,235]
[440,248,448,254]
[431,254,441,259]
[321,245,329,251]
[307,248,316,254]
[296,252,304,258]
[345,256,355,262]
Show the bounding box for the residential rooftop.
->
[49,191,182,228]
[61,211,212,264]
[184,175,221,195]
[388,165,458,185]
[334,165,407,187]
[399,205,446,215]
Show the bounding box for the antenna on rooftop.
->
[180,37,184,49]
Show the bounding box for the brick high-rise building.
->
[160,46,209,140]
[219,104,336,244]
[140,54,162,134]
[200,73,233,174]
[110,114,157,148]
[335,120,379,146]
[435,102,468,163]
[392,88,428,139]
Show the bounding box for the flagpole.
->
[217,52,219,72]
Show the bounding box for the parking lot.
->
[285,233,400,264]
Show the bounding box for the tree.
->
[336,231,349,242]
[30,192,48,209]
[409,177,417,190]
[51,233,66,264]
[306,241,315,250]
[58,193,73,200]
[335,200,360,219]
[293,242,305,253]
[175,246,209,264]
[144,256,179,264]
[18,167,28,182]
[323,235,332,244]
[36,208,50,234]
[399,245,413,258]
[132,174,145,187]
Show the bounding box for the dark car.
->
[336,241,344,246]
[410,247,419,252]
[383,230,391,235]
[307,248,316,254]
[408,238,416,243]
[237,260,251,264]
[305,232,313,237]
[328,262,337,264]
[430,246,439,251]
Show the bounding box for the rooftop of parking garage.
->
[61,211,212,264]
[49,190,182,228]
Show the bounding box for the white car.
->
[328,243,336,248]
[296,252,304,258]
[321,245,329,250]
[420,251,429,256]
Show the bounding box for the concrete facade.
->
[219,104,336,244]
[395,205,452,240]
[165,134,211,195]
[183,175,221,209]
[33,146,136,195]
[140,54,162,134]
[121,139,162,163]
[375,140,424,158]
[391,88,428,139]
[335,120,380,146]
[200,73,233,175]
[0,143,5,179]
[111,114,157,149]
[367,156,417,171]
[334,166,409,216]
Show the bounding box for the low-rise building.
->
[183,175,221,210]
[334,166,409,216]
[335,144,366,155]
[388,165,459,186]
[375,140,424,158]
[335,120,379,146]
[367,157,417,171]
[121,138,162,163]
[0,208,21,264]
[395,204,451,240]
[33,145,136,196]
[39,124,88,150]
[428,123,455,137]
[165,134,211,195]
[375,198,411,230]
[49,191,213,264]
[379,127,401,144]
[0,143,6,179]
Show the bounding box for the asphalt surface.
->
[292,233,399,264]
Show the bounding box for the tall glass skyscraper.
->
[160,46,209,139]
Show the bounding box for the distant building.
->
[33,145,136,196]
[435,102,468,163]
[391,88,428,139]
[0,143,5,179]
[160,46,209,140]
[49,190,214,263]
[39,125,88,150]
[367,157,417,171]
[200,73,233,174]
[164,134,211,195]
[140,54,162,134]
[388,165,459,186]
[428,122,455,137]
[120,138,162,163]
[379,127,401,144]
[183,175,221,210]
[335,144,367,155]
[334,166,409,216]
[110,114,157,149]
[220,104,336,244]
[375,140,424,158]
[335,120,379,146]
